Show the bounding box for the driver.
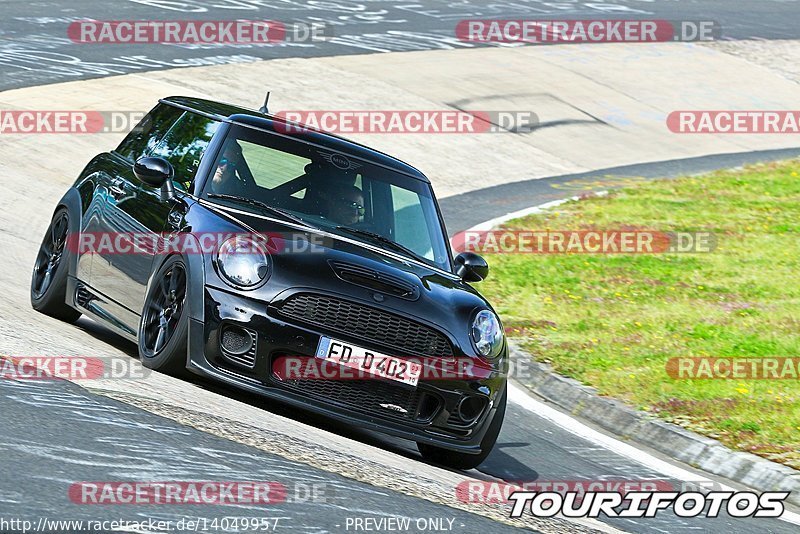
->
[210,142,244,195]
[326,185,364,225]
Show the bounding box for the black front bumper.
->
[186,286,507,454]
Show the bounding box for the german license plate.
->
[315,336,421,386]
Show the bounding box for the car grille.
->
[279,376,425,421]
[276,293,454,358]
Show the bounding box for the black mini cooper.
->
[30,97,507,469]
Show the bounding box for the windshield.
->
[200,125,451,271]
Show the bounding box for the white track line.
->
[508,384,800,526]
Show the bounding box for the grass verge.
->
[479,160,800,468]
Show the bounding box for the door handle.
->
[109,179,126,199]
[167,211,184,229]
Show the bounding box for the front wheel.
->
[138,256,189,375]
[417,387,507,470]
[30,208,81,322]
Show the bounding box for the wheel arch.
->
[53,188,84,283]
[143,235,206,351]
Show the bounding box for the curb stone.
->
[509,341,800,507]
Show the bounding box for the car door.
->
[89,106,220,321]
[85,104,183,327]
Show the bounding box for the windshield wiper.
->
[335,226,430,265]
[207,193,315,229]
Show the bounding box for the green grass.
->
[480,160,800,467]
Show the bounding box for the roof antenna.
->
[259,92,271,115]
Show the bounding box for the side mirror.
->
[134,157,175,200]
[454,252,489,282]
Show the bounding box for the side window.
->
[391,185,433,260]
[115,104,183,162]
[150,112,221,190]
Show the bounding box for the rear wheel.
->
[30,208,81,322]
[138,256,189,375]
[417,388,507,470]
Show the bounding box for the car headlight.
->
[216,236,270,288]
[470,310,504,358]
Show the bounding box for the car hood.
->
[200,204,496,354]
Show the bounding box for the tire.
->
[418,387,507,470]
[138,255,189,375]
[30,208,81,322]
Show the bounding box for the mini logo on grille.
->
[379,403,408,414]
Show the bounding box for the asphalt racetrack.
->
[1,0,800,90]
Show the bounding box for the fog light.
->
[221,325,254,355]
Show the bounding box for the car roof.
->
[161,96,430,183]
